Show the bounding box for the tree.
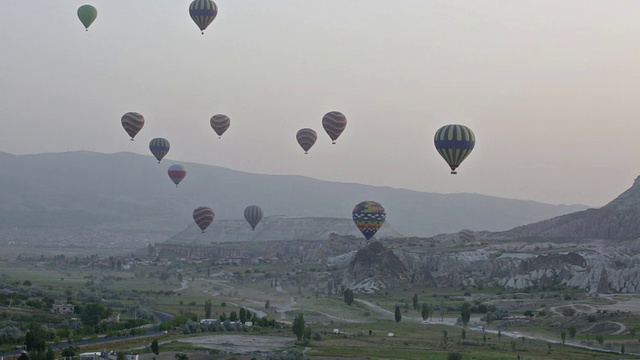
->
[117,353,124,360]
[421,303,430,320]
[61,347,77,360]
[461,329,466,340]
[412,293,419,311]
[229,311,238,322]
[447,352,463,360]
[80,303,112,326]
[239,308,247,324]
[46,346,55,360]
[460,302,471,326]
[568,325,576,339]
[25,322,47,352]
[151,339,159,356]
[204,299,212,319]
[293,313,305,340]
[175,353,188,360]
[560,330,566,345]
[343,289,354,305]
[394,305,402,323]
[621,344,625,355]
[265,300,270,310]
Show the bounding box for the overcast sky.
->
[1,1,640,207]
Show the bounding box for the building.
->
[51,304,75,315]
[80,352,138,360]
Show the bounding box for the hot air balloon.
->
[167,164,187,187]
[352,201,386,241]
[434,124,475,174]
[189,0,218,34]
[322,111,347,144]
[77,5,97,31]
[210,114,230,139]
[296,128,317,154]
[193,206,215,233]
[244,205,263,230]
[149,138,170,163]
[121,112,144,141]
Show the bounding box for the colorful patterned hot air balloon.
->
[189,0,218,34]
[149,138,170,164]
[167,164,187,187]
[434,124,475,174]
[77,5,97,31]
[296,128,317,154]
[352,201,386,241]
[121,112,144,141]
[322,111,347,144]
[244,205,263,230]
[210,114,230,139]
[193,206,215,233]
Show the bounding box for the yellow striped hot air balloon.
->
[189,0,218,34]
[434,124,476,174]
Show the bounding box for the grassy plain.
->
[2,254,640,359]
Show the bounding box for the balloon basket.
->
[450,171,457,175]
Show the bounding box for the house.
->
[51,304,75,315]
[80,352,138,360]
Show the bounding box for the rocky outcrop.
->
[337,239,640,294]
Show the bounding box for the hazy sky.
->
[2,1,640,207]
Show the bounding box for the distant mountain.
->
[490,176,640,240]
[0,151,587,247]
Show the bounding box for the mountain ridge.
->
[0,150,588,246]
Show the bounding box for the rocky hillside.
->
[487,176,640,241]
[332,237,640,294]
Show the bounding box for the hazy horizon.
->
[2,1,639,207]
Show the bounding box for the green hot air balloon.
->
[77,5,98,31]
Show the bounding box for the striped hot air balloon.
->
[167,164,187,187]
[322,111,347,144]
[352,201,386,241]
[244,205,263,230]
[77,5,97,31]
[193,207,215,233]
[434,124,475,175]
[121,112,144,141]
[210,114,230,139]
[149,138,170,164]
[189,0,218,34]
[296,128,317,154]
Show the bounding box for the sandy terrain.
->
[178,334,296,354]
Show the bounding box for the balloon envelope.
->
[434,124,475,174]
[167,164,187,187]
[77,5,97,30]
[193,207,215,233]
[210,114,230,138]
[244,205,263,230]
[121,112,144,140]
[322,111,347,144]
[149,138,170,163]
[352,201,386,241]
[296,128,317,154]
[189,0,218,34]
